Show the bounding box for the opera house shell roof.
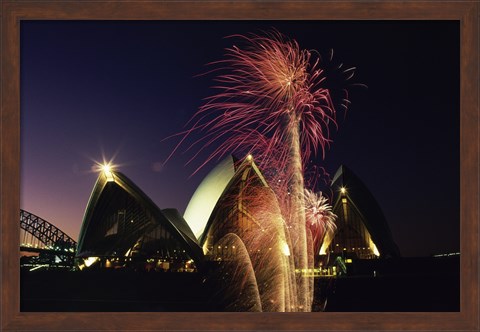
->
[196,155,271,247]
[182,155,286,241]
[328,165,401,258]
[76,168,203,267]
[183,156,236,239]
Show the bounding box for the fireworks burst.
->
[169,30,357,312]
[304,189,337,255]
[175,30,352,177]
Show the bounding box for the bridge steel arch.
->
[20,209,76,249]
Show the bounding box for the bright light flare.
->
[101,164,112,173]
[98,163,114,181]
[92,160,117,182]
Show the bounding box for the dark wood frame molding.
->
[1,1,478,331]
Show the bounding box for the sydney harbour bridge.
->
[20,209,77,270]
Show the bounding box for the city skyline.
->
[21,20,459,257]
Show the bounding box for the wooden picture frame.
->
[1,1,478,330]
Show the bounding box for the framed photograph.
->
[1,1,478,331]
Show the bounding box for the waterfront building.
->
[76,166,203,271]
[322,165,400,260]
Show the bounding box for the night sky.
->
[20,21,459,257]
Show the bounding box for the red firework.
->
[304,189,337,255]
[172,31,347,178]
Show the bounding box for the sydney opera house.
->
[24,155,459,312]
[76,155,399,279]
